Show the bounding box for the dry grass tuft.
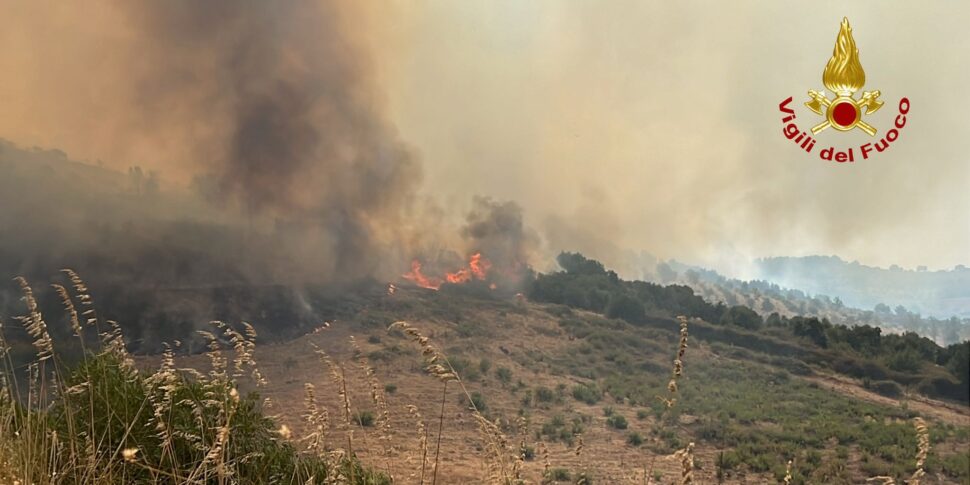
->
[658,316,689,410]
[910,417,929,485]
[0,271,386,484]
[672,441,694,484]
[389,321,518,484]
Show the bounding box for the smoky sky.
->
[373,1,970,276]
[1,1,968,282]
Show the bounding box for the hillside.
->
[149,279,969,484]
[660,261,970,346]
[755,256,970,320]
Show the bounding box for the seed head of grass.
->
[13,277,54,362]
[122,448,139,463]
[910,417,929,484]
[672,441,694,484]
[388,321,456,382]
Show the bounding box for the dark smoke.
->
[116,1,421,277]
[461,197,540,274]
[0,2,430,351]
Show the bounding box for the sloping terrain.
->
[157,286,970,484]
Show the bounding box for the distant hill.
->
[657,259,970,346]
[755,256,970,319]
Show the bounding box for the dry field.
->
[149,286,970,484]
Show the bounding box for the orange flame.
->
[402,260,443,290]
[468,253,492,280]
[402,252,495,290]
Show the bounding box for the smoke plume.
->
[461,197,539,272]
[0,1,423,282]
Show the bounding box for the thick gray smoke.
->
[0,2,435,351]
[0,1,425,283]
[461,197,540,277]
[118,1,421,277]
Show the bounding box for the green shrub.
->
[535,386,556,403]
[9,351,387,484]
[462,391,488,412]
[547,468,571,482]
[606,415,628,430]
[479,358,492,374]
[868,379,904,398]
[384,383,398,394]
[605,294,645,323]
[627,432,644,446]
[355,410,376,427]
[450,357,481,381]
[572,383,602,404]
[496,366,513,384]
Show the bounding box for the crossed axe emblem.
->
[804,90,884,136]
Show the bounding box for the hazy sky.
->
[1,1,967,277]
[371,1,970,274]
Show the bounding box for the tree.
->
[944,342,969,387]
[887,349,922,373]
[719,305,763,330]
[765,312,784,327]
[845,325,881,355]
[557,252,606,275]
[606,294,645,323]
[791,317,828,348]
[761,299,775,312]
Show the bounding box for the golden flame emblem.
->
[805,18,884,136]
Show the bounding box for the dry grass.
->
[0,275,949,484]
[0,273,384,484]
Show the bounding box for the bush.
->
[606,294,645,323]
[867,380,904,398]
[606,414,628,430]
[627,432,644,446]
[535,386,556,403]
[384,383,398,394]
[355,410,376,427]
[7,351,386,484]
[462,391,488,412]
[479,358,492,375]
[887,350,922,373]
[719,305,763,330]
[496,366,513,384]
[636,409,650,420]
[547,468,571,482]
[572,383,602,404]
[450,357,481,381]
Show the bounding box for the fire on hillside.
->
[402,252,498,291]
